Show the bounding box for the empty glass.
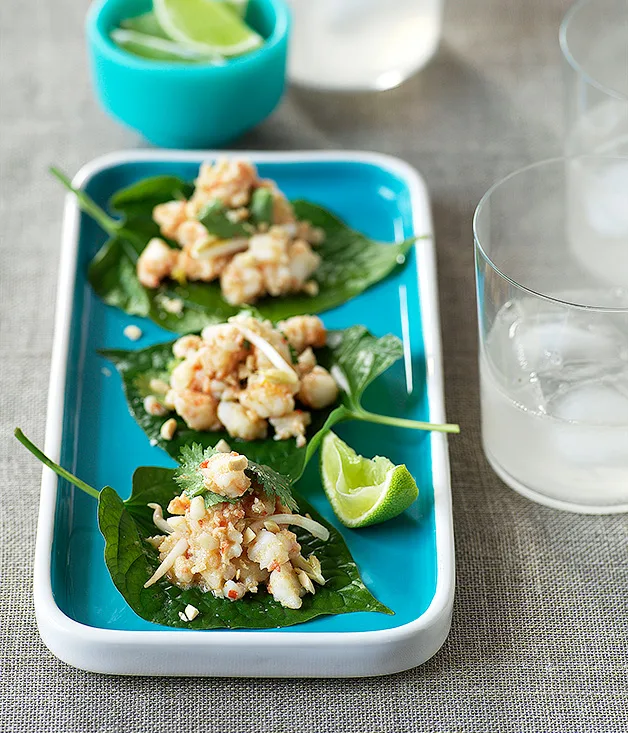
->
[475,158,628,514]
[562,0,628,157]
[285,0,444,91]
[561,0,628,286]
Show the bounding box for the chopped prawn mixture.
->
[137,159,324,306]
[149,314,339,447]
[145,450,327,609]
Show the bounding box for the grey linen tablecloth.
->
[1,0,627,730]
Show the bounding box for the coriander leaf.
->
[175,443,213,498]
[54,168,417,334]
[198,199,250,238]
[245,461,298,512]
[249,188,273,226]
[175,442,299,511]
[173,443,238,507]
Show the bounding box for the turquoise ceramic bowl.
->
[86,0,290,148]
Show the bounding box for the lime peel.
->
[111,29,220,63]
[321,432,419,529]
[154,0,263,57]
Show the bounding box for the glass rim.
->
[559,0,628,103]
[473,156,628,314]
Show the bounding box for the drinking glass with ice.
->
[475,158,628,513]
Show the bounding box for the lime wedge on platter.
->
[320,432,419,528]
[154,0,263,57]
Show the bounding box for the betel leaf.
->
[111,175,194,221]
[16,430,391,629]
[103,470,391,629]
[323,327,405,405]
[101,326,459,481]
[53,169,418,334]
[100,337,325,480]
[88,235,151,317]
[282,201,415,319]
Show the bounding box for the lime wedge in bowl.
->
[120,11,171,39]
[111,29,220,63]
[154,0,263,57]
[224,0,249,17]
[320,432,419,528]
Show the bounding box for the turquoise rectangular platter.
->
[35,151,454,676]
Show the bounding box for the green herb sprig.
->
[174,443,298,512]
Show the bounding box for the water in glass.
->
[286,0,443,90]
[481,293,628,509]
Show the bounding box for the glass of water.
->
[474,158,628,514]
[561,0,628,285]
[285,0,444,91]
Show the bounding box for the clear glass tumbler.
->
[562,0,628,157]
[285,0,444,91]
[474,158,628,514]
[561,0,628,285]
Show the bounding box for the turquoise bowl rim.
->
[86,0,291,75]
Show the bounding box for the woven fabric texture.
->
[1,0,627,731]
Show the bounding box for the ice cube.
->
[547,378,628,466]
[485,300,548,411]
[488,299,628,414]
[584,160,628,238]
[512,315,626,376]
[550,379,628,425]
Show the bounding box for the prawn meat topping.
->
[145,450,327,610]
[155,314,339,447]
[136,158,325,306]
